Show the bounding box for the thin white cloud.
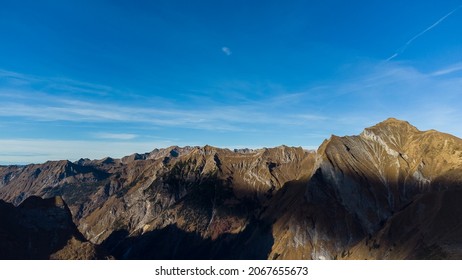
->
[386,53,399,61]
[431,62,462,76]
[293,114,329,121]
[221,47,232,56]
[0,68,115,96]
[94,133,138,140]
[0,89,331,132]
[0,69,333,132]
[387,5,462,61]
[2,62,462,164]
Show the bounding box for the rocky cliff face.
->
[0,145,314,259]
[0,118,461,259]
[265,118,462,259]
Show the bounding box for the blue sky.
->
[1,0,462,164]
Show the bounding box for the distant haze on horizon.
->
[1,0,462,164]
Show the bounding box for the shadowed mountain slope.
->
[0,196,110,259]
[1,118,461,259]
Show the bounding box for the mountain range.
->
[1,118,461,259]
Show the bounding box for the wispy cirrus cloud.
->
[221,47,232,56]
[0,68,115,96]
[387,5,462,61]
[431,62,462,76]
[94,133,138,140]
[4,63,462,139]
[2,62,462,164]
[0,99,254,131]
[0,70,329,132]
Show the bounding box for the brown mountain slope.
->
[265,118,462,259]
[0,118,461,259]
[0,145,314,259]
[343,189,462,259]
[77,145,315,258]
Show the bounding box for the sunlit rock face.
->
[267,118,462,260]
[1,118,462,259]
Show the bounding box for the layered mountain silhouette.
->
[1,118,461,259]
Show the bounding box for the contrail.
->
[387,5,462,61]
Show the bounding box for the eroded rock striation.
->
[1,118,461,259]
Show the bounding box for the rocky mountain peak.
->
[360,118,419,148]
[366,117,419,135]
